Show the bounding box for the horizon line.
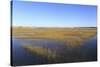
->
[12,26,97,28]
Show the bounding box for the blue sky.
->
[12,1,97,27]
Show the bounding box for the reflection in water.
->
[12,36,97,66]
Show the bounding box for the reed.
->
[21,45,56,60]
[13,27,97,46]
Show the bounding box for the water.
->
[11,36,97,66]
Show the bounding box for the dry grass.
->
[12,27,97,46]
[21,45,56,60]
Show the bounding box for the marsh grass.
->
[21,45,56,60]
[12,27,97,46]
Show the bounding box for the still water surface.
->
[12,36,97,66]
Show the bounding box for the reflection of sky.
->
[12,1,97,27]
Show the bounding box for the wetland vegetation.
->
[12,27,97,66]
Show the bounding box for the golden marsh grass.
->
[21,45,56,60]
[12,27,97,46]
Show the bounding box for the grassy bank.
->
[12,27,97,46]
